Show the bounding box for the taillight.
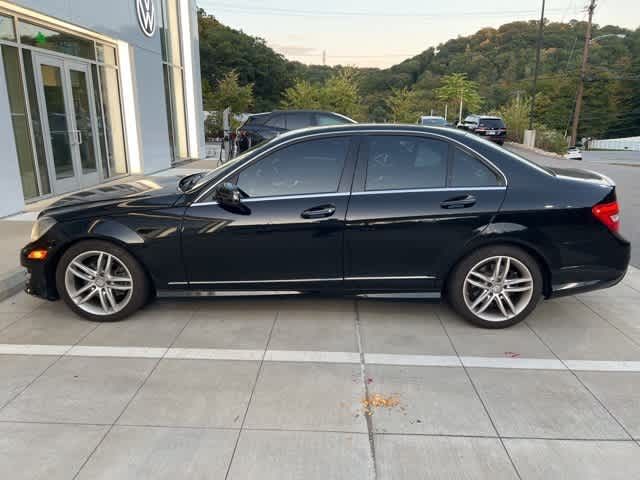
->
[592,201,620,233]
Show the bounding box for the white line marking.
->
[3,344,640,372]
[461,356,566,370]
[265,350,361,363]
[165,348,264,361]
[366,353,461,367]
[0,344,70,355]
[66,346,168,359]
[565,360,640,372]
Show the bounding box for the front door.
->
[180,135,356,290]
[33,53,101,194]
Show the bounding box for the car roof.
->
[272,123,471,143]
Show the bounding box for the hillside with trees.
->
[198,8,640,142]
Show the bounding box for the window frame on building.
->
[0,7,128,201]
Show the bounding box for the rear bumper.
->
[549,238,631,298]
[475,131,506,142]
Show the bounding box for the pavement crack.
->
[354,300,378,480]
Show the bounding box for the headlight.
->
[30,216,57,242]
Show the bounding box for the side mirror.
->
[215,182,242,206]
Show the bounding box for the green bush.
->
[534,124,567,154]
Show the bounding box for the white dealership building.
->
[0,0,205,217]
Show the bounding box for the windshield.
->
[464,132,553,175]
[479,118,505,129]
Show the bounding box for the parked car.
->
[237,110,356,148]
[22,124,629,328]
[565,146,583,160]
[418,115,449,127]
[459,115,507,145]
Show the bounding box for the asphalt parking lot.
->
[2,267,640,479]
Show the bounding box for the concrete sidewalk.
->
[0,160,218,300]
[1,271,640,479]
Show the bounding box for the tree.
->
[385,87,419,123]
[435,73,483,124]
[206,70,254,113]
[281,69,363,120]
[497,95,532,142]
[281,80,322,110]
[320,69,363,120]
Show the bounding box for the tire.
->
[56,240,149,322]
[447,245,543,328]
[497,140,504,146]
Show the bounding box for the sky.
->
[197,0,640,68]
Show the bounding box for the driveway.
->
[2,268,640,479]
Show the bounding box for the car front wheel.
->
[56,240,149,322]
[448,246,543,328]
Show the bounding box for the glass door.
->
[32,53,101,194]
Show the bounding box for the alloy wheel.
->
[64,250,134,316]
[462,255,534,322]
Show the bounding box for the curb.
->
[0,268,26,302]
[506,142,564,159]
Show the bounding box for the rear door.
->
[344,133,507,291]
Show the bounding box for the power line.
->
[211,3,582,19]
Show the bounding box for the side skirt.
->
[157,290,443,300]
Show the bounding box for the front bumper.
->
[21,242,60,301]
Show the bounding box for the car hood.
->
[41,175,188,217]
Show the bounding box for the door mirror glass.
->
[216,182,242,206]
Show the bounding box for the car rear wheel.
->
[56,240,149,322]
[448,245,543,328]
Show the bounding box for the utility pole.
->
[529,0,546,130]
[322,50,326,66]
[458,88,464,125]
[570,0,596,146]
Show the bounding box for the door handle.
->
[301,204,336,219]
[440,195,477,209]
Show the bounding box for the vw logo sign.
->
[136,0,156,37]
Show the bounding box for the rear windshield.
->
[479,118,505,129]
[421,118,447,126]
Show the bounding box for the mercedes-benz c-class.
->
[22,124,630,328]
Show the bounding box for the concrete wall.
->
[0,47,27,218]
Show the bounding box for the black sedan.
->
[22,124,630,328]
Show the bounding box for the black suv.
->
[459,115,507,145]
[238,110,356,148]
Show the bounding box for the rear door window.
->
[450,148,502,187]
[364,136,448,191]
[265,114,285,129]
[315,113,349,126]
[286,112,313,130]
